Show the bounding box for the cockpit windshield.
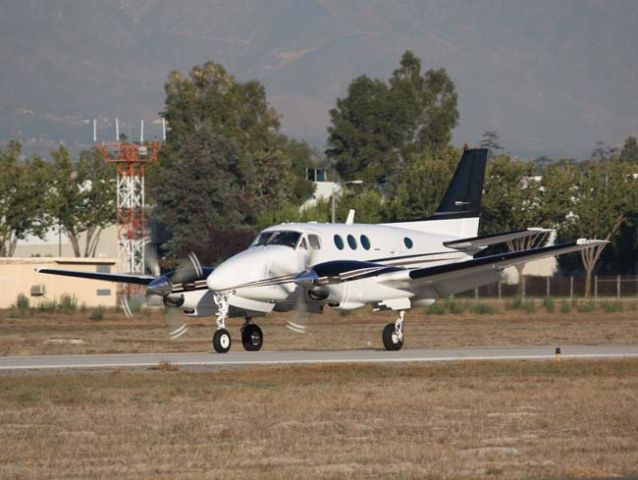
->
[251,230,301,249]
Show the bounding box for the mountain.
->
[1,0,637,158]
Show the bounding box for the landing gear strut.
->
[382,310,405,351]
[212,294,231,353]
[241,321,263,352]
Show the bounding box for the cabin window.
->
[404,237,414,249]
[360,235,371,250]
[308,234,322,249]
[334,235,344,250]
[347,234,357,250]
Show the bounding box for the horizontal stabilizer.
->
[36,268,155,285]
[443,228,554,251]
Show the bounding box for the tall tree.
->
[389,51,459,155]
[49,146,115,257]
[481,155,552,292]
[619,135,638,163]
[547,158,636,297]
[151,61,312,263]
[480,130,504,156]
[385,147,458,221]
[0,141,51,256]
[591,141,611,161]
[326,51,459,182]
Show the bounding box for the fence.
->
[457,275,638,300]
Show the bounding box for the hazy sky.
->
[1,0,637,158]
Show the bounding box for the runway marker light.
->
[555,347,561,361]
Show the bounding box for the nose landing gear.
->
[212,294,231,354]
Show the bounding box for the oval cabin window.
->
[334,235,345,250]
[347,234,357,250]
[360,235,371,250]
[404,237,414,249]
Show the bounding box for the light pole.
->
[331,180,363,223]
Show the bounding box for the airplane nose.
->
[206,251,266,292]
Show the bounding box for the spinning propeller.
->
[120,250,204,340]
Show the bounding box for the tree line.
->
[2,51,637,297]
[0,141,114,257]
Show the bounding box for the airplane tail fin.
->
[384,148,488,238]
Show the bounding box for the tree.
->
[49,146,115,257]
[0,141,51,256]
[326,51,459,182]
[591,141,611,161]
[151,61,313,263]
[480,130,504,156]
[619,135,638,163]
[547,159,636,297]
[389,51,459,155]
[481,155,552,293]
[384,147,458,221]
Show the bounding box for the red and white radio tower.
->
[97,139,160,274]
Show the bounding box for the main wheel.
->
[212,328,232,353]
[241,324,263,352]
[382,323,403,351]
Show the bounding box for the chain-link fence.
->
[456,275,638,299]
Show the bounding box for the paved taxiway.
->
[1,344,638,371]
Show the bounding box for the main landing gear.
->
[212,294,264,353]
[382,310,405,351]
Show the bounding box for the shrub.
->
[559,300,571,314]
[58,294,78,314]
[521,299,536,314]
[601,301,623,313]
[542,297,555,313]
[16,293,30,311]
[446,299,466,314]
[89,306,105,321]
[37,299,57,313]
[576,301,595,313]
[471,303,497,315]
[426,303,446,315]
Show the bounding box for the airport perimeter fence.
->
[456,275,638,300]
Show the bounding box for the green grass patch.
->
[601,301,623,313]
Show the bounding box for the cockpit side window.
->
[251,230,301,249]
[308,234,321,249]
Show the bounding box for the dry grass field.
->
[1,300,637,356]
[1,360,637,479]
[2,302,638,479]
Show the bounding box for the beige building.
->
[0,257,120,309]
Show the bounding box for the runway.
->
[2,344,638,371]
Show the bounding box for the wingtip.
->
[576,238,609,246]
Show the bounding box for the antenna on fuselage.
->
[345,209,356,225]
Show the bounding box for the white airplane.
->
[38,148,605,353]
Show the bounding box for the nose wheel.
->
[212,328,232,353]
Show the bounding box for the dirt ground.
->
[1,360,637,479]
[1,300,638,356]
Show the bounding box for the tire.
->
[213,328,232,353]
[241,324,263,352]
[382,323,403,351]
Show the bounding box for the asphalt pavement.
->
[1,344,638,371]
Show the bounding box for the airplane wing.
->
[36,268,155,286]
[378,239,606,298]
[443,228,553,251]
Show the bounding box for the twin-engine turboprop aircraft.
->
[38,148,605,353]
